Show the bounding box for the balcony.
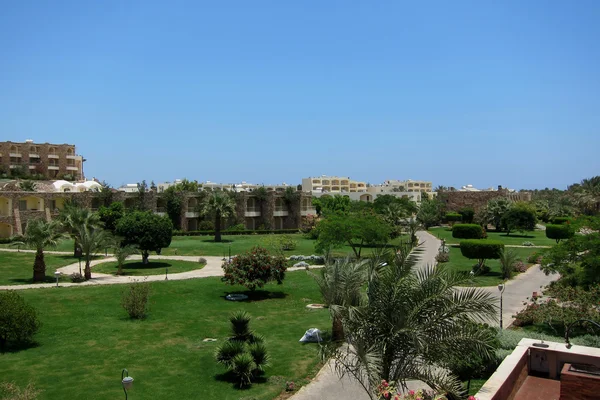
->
[301,207,317,216]
[9,153,21,157]
[185,211,200,218]
[67,166,79,171]
[273,206,288,217]
[66,154,79,159]
[245,207,261,217]
[29,153,40,158]
[48,154,59,159]
[28,165,36,170]
[48,166,59,170]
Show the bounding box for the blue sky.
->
[1,1,599,190]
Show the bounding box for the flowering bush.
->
[222,246,287,291]
[513,260,528,273]
[375,381,447,400]
[435,252,450,263]
[285,381,295,392]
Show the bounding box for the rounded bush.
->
[0,291,41,351]
[445,212,462,223]
[551,217,570,225]
[460,240,504,262]
[545,224,574,243]
[452,224,484,239]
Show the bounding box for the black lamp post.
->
[565,319,600,348]
[498,283,506,329]
[121,369,134,399]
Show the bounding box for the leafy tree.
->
[545,224,575,243]
[485,197,513,231]
[315,212,391,259]
[312,195,352,216]
[416,198,442,229]
[114,244,139,275]
[93,180,114,207]
[116,211,173,264]
[452,224,484,239]
[97,201,125,233]
[500,202,537,235]
[75,223,114,280]
[11,219,64,282]
[18,180,36,192]
[222,246,287,291]
[460,240,504,270]
[310,258,366,341]
[201,191,236,242]
[323,247,497,399]
[136,180,149,210]
[162,186,183,229]
[0,291,40,352]
[569,176,600,215]
[445,212,462,226]
[373,195,417,216]
[458,207,475,224]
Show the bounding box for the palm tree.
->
[310,258,367,341]
[325,246,497,399]
[498,249,518,280]
[11,219,64,282]
[59,203,100,257]
[19,180,37,192]
[75,224,113,280]
[114,244,139,275]
[201,191,236,242]
[402,217,422,245]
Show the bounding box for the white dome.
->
[53,180,75,192]
[75,181,102,191]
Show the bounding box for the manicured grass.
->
[428,227,555,247]
[0,252,92,286]
[441,247,540,287]
[93,260,206,276]
[0,272,329,400]
[1,233,409,258]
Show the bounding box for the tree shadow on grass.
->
[1,340,40,354]
[214,370,268,389]
[200,239,234,244]
[221,290,288,302]
[120,262,173,271]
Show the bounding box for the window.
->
[30,157,40,164]
[19,200,27,211]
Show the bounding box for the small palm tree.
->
[59,203,100,257]
[114,244,139,275]
[311,258,367,341]
[201,191,236,242]
[499,249,518,280]
[12,219,64,282]
[19,180,37,192]
[325,246,497,399]
[75,224,113,280]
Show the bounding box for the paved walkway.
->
[0,255,317,291]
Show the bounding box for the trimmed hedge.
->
[452,224,484,239]
[445,212,462,222]
[0,238,13,245]
[551,216,570,225]
[173,229,300,237]
[459,240,504,264]
[545,224,574,243]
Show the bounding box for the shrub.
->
[0,291,41,352]
[69,272,85,283]
[198,220,215,231]
[121,282,151,319]
[545,224,575,244]
[521,241,534,247]
[452,224,484,239]
[499,249,518,279]
[225,223,246,232]
[215,312,269,387]
[222,246,287,291]
[501,203,537,235]
[514,260,527,273]
[527,251,542,264]
[435,252,450,263]
[445,212,462,225]
[458,207,475,224]
[264,235,297,252]
[198,257,207,264]
[460,240,504,268]
[551,216,570,225]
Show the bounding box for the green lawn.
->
[428,227,555,247]
[441,247,540,287]
[2,233,409,258]
[0,272,329,400]
[0,252,93,286]
[93,260,206,276]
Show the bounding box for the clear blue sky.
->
[1,1,599,190]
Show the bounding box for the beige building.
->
[369,179,432,194]
[302,176,367,193]
[0,140,84,181]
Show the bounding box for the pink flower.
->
[409,390,415,395]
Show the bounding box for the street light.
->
[498,283,506,329]
[121,369,134,399]
[54,271,61,287]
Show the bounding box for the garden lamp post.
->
[498,283,506,329]
[78,256,82,276]
[165,266,168,281]
[121,368,134,399]
[54,271,61,287]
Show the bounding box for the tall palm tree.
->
[325,246,497,399]
[12,219,64,282]
[201,191,236,242]
[75,224,113,280]
[310,258,367,341]
[498,249,518,280]
[59,203,100,257]
[114,244,139,275]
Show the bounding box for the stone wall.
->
[443,190,532,212]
